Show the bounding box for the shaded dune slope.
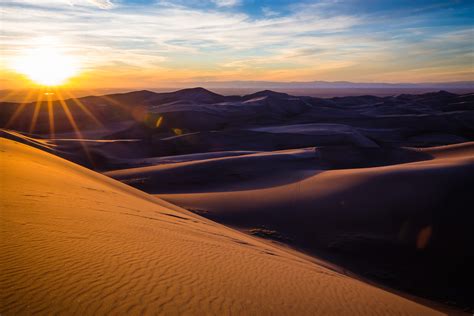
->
[105,146,435,194]
[106,143,474,310]
[0,138,441,315]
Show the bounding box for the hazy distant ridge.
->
[170,80,474,89]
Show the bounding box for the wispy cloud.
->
[87,0,113,9]
[211,0,240,8]
[2,0,114,9]
[261,7,278,17]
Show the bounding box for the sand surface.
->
[0,137,443,315]
[105,143,474,311]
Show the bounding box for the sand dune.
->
[106,143,474,310]
[2,89,473,177]
[2,89,473,149]
[104,146,436,194]
[0,137,442,315]
[3,88,473,313]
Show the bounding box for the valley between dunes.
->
[0,136,443,315]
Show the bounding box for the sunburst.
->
[12,38,79,87]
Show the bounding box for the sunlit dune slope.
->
[0,137,441,315]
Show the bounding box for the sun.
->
[12,39,80,86]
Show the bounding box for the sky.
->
[0,0,473,89]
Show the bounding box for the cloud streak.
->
[211,0,240,7]
[87,0,113,9]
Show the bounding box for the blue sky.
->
[1,0,473,88]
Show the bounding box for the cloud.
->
[211,0,240,8]
[0,0,114,9]
[262,7,278,17]
[87,0,113,9]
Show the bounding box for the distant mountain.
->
[1,81,473,103]
[167,80,474,90]
[93,87,230,106]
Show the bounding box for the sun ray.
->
[55,89,94,166]
[46,90,55,139]
[29,87,45,134]
[0,89,21,103]
[62,89,103,128]
[5,89,37,129]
